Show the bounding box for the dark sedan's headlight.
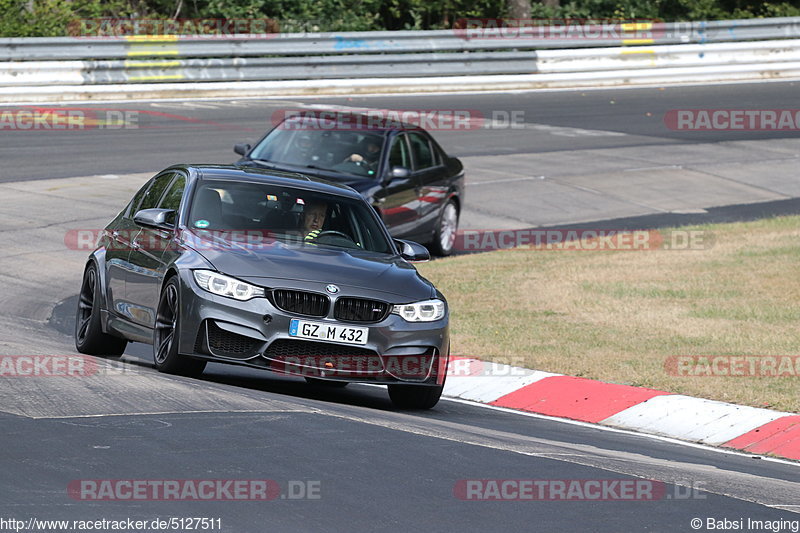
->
[192,270,265,301]
[392,299,446,322]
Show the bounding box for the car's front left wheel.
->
[429,200,458,256]
[154,276,206,377]
[75,263,127,356]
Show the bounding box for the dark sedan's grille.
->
[205,321,262,357]
[264,339,382,375]
[265,339,377,358]
[334,297,390,323]
[271,289,329,317]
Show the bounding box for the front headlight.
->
[392,299,446,322]
[192,270,265,301]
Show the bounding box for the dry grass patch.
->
[418,216,800,412]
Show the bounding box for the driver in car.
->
[301,200,363,248]
[345,138,381,169]
[302,201,327,243]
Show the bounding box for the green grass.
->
[418,215,800,412]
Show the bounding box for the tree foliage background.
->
[2,0,800,37]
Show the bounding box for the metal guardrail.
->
[3,17,800,61]
[2,17,800,93]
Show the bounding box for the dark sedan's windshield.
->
[188,180,391,254]
[249,118,386,178]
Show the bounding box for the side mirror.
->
[234,143,251,156]
[134,208,175,230]
[394,239,430,263]
[390,166,410,179]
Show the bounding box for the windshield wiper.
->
[247,158,279,168]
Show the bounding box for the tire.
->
[305,377,348,388]
[429,200,458,256]
[153,276,206,377]
[388,383,444,410]
[75,263,127,356]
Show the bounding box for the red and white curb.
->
[442,357,800,461]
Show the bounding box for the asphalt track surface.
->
[3,80,800,181]
[0,82,799,532]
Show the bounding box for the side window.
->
[157,173,186,226]
[126,180,153,218]
[431,142,442,166]
[408,132,434,170]
[388,134,410,169]
[138,172,175,212]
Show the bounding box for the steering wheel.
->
[315,230,355,241]
[313,230,360,247]
[341,156,367,168]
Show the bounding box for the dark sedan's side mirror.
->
[390,166,410,179]
[234,143,251,156]
[134,208,176,230]
[395,239,430,263]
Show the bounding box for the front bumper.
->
[176,270,449,385]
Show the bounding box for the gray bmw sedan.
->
[75,164,450,409]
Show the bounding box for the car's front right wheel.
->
[388,383,444,409]
[153,276,206,377]
[75,263,127,356]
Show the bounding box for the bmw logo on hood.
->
[325,284,340,294]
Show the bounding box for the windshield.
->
[187,180,392,254]
[249,119,386,178]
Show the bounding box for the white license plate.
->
[289,319,368,345]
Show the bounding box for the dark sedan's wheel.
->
[429,200,458,256]
[388,384,444,409]
[154,277,206,377]
[75,263,127,356]
[305,377,348,388]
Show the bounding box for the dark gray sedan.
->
[75,164,450,409]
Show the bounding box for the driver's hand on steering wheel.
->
[346,153,365,163]
[304,229,321,244]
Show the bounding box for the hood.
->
[238,159,376,192]
[181,229,433,300]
